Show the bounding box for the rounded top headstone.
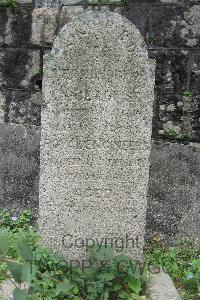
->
[44,11,152,115]
[40,10,155,260]
[51,11,148,60]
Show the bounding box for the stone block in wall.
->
[153,93,200,141]
[0,90,6,123]
[158,0,181,3]
[61,0,86,4]
[17,0,33,3]
[190,52,200,93]
[153,0,200,4]
[181,4,200,47]
[126,1,150,44]
[127,0,177,2]
[146,140,200,244]
[0,123,40,218]
[0,49,41,90]
[181,94,200,140]
[35,0,127,7]
[2,90,42,126]
[150,4,200,48]
[111,5,124,15]
[32,4,123,36]
[150,4,184,48]
[59,5,123,30]
[0,8,8,45]
[59,5,105,28]
[127,0,200,5]
[31,8,59,46]
[35,0,82,7]
[149,50,189,93]
[59,5,85,29]
[154,93,183,137]
[0,7,33,46]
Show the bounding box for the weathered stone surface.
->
[31,8,58,45]
[34,0,59,8]
[146,140,200,244]
[181,5,200,47]
[0,8,8,45]
[128,0,198,2]
[0,49,40,89]
[153,93,183,137]
[4,90,42,126]
[0,7,33,46]
[126,1,150,43]
[147,269,181,300]
[148,48,200,142]
[17,0,32,3]
[35,0,83,6]
[159,0,200,3]
[160,0,180,3]
[59,5,85,29]
[0,123,40,219]
[177,166,200,244]
[181,94,200,140]
[150,4,184,48]
[34,0,117,8]
[59,4,123,30]
[0,280,15,300]
[153,93,200,141]
[61,0,85,5]
[0,0,199,250]
[35,0,123,7]
[151,4,200,48]
[190,52,200,93]
[39,11,154,260]
[0,280,28,300]
[112,5,124,15]
[0,91,6,123]
[149,50,189,93]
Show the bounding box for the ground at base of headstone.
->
[0,210,199,300]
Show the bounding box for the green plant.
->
[0,261,7,282]
[145,238,200,299]
[0,210,39,284]
[0,209,32,230]
[115,0,127,5]
[0,0,17,8]
[148,33,155,45]
[167,128,185,140]
[183,258,200,299]
[0,240,150,300]
[1,211,199,299]
[183,91,193,97]
[0,225,150,300]
[33,68,41,77]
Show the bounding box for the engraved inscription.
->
[40,11,154,260]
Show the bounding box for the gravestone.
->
[39,11,155,260]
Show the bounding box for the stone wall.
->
[0,0,199,243]
[126,0,200,243]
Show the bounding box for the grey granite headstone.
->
[39,11,155,260]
